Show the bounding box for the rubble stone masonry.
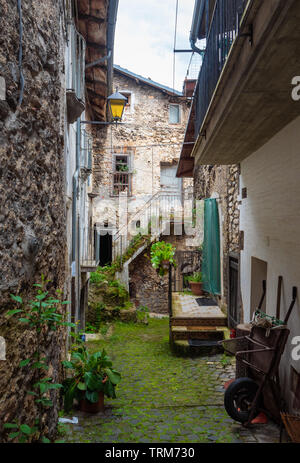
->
[0,0,67,441]
[193,164,240,307]
[92,70,192,228]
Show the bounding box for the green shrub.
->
[150,241,176,276]
[137,305,150,324]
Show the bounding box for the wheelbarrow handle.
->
[283,286,298,325]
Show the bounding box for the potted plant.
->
[186,272,204,296]
[150,241,176,276]
[62,339,121,414]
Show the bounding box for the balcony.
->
[190,0,300,165]
[194,0,248,137]
[111,172,132,197]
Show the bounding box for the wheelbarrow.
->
[221,285,297,426]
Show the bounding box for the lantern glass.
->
[107,91,127,121]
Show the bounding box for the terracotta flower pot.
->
[161,260,169,270]
[189,281,203,296]
[79,391,104,413]
[79,376,107,413]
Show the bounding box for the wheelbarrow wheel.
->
[224,377,261,423]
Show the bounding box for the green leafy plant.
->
[4,275,74,443]
[3,422,39,443]
[62,337,121,412]
[117,164,129,172]
[185,271,203,283]
[220,353,232,367]
[85,322,97,334]
[150,241,176,276]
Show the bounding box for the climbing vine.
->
[4,275,74,443]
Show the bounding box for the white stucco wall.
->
[239,116,300,409]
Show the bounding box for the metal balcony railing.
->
[112,172,132,197]
[194,0,249,136]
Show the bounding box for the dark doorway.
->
[99,233,112,266]
[228,253,240,328]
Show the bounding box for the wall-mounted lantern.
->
[107,90,127,123]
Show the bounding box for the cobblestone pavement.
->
[63,319,282,444]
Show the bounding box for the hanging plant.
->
[150,241,176,276]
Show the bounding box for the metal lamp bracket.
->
[200,130,207,140]
[240,24,253,46]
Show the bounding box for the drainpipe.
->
[189,0,205,55]
[106,0,119,95]
[85,50,112,69]
[72,119,81,261]
[71,119,82,324]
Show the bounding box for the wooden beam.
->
[86,41,106,50]
[79,13,105,24]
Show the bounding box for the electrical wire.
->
[93,141,193,151]
[172,0,179,95]
[17,0,25,108]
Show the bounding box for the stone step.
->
[171,326,225,341]
[171,339,224,357]
[171,317,227,327]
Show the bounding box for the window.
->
[169,104,180,124]
[115,155,130,172]
[120,92,131,108]
[112,154,132,196]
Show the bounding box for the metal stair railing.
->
[112,191,183,261]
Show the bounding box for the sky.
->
[114,0,197,92]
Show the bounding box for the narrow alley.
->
[63,318,279,444]
[1,0,300,449]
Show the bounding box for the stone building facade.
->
[0,0,116,441]
[91,67,202,313]
[0,0,68,441]
[92,66,192,239]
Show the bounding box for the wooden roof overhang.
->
[176,100,196,178]
[76,0,109,121]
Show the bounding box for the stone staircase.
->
[112,192,184,288]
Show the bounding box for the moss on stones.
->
[63,319,255,443]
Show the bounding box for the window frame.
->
[111,153,132,197]
[169,103,181,124]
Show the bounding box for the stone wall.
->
[129,232,200,314]
[0,0,67,441]
[193,164,240,307]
